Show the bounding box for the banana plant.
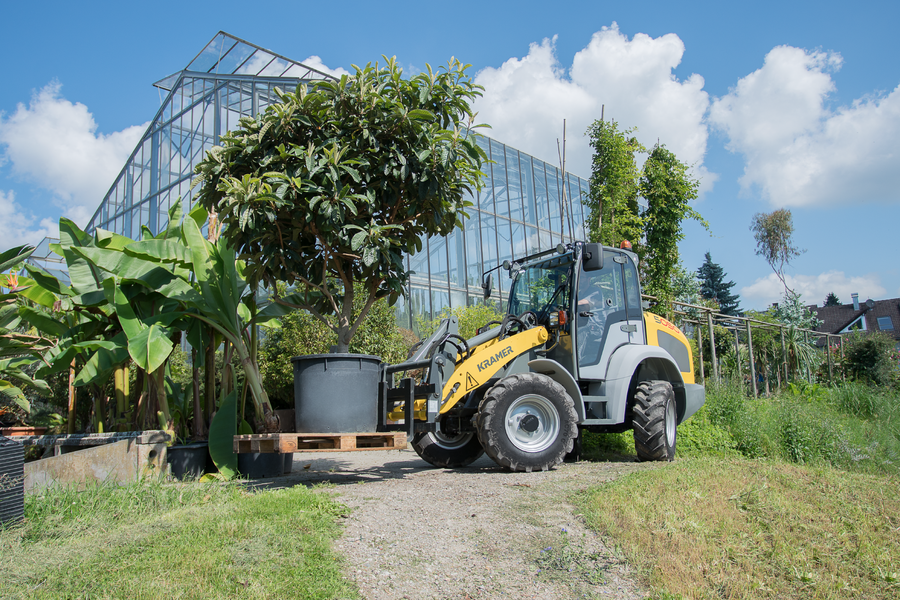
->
[0,245,55,414]
[73,201,281,433]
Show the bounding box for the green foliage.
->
[694,381,900,474]
[0,244,54,414]
[750,208,805,292]
[640,144,706,305]
[259,283,408,407]
[843,330,900,388]
[418,302,504,342]
[824,292,841,306]
[193,57,486,353]
[208,388,238,478]
[585,121,707,309]
[585,120,643,248]
[696,251,740,315]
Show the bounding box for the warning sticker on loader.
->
[465,372,480,391]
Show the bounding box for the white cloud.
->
[710,46,900,207]
[0,81,146,227]
[241,52,350,79]
[473,24,716,194]
[740,271,887,308]
[296,56,350,79]
[0,189,57,247]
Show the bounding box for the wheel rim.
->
[504,394,560,452]
[665,399,676,449]
[431,431,475,450]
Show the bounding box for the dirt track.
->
[263,448,650,599]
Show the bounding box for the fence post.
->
[826,334,834,384]
[840,335,845,381]
[733,325,741,385]
[746,320,757,398]
[804,330,812,383]
[780,327,788,384]
[696,322,705,384]
[707,311,719,382]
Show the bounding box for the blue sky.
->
[1,0,898,310]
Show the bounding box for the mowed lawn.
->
[0,480,358,600]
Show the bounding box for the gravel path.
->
[272,449,652,599]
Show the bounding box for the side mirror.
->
[482,273,493,299]
[583,243,604,272]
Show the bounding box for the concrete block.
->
[24,439,166,491]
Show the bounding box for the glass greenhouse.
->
[85,32,590,330]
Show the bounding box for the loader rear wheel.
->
[412,431,484,468]
[632,380,677,461]
[476,373,578,472]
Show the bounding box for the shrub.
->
[418,303,505,341]
[843,330,900,388]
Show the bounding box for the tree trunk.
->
[114,365,125,422]
[154,366,173,435]
[205,335,216,417]
[67,360,76,434]
[192,347,205,439]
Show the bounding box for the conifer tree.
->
[697,252,740,315]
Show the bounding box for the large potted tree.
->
[193,57,485,433]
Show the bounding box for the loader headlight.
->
[548,311,567,329]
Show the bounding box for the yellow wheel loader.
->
[379,241,705,472]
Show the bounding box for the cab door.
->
[575,250,643,380]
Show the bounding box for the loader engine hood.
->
[643,313,695,384]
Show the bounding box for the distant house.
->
[809,293,900,349]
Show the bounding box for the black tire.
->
[632,380,677,462]
[412,431,484,468]
[475,373,578,472]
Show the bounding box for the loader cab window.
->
[508,260,573,321]
[576,251,629,368]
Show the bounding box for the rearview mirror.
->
[482,273,493,299]
[583,243,604,272]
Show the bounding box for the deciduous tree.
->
[750,209,804,293]
[193,57,486,353]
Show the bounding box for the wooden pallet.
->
[233,432,407,454]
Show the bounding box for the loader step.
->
[233,432,407,454]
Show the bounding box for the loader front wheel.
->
[412,431,484,468]
[632,380,677,461]
[476,373,578,472]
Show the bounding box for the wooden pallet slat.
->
[233,432,407,454]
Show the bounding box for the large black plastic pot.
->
[238,453,293,478]
[292,354,381,433]
[167,442,209,480]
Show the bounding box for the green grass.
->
[577,457,900,599]
[0,479,358,599]
[577,381,900,599]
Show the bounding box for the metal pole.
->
[707,311,718,382]
[747,320,757,398]
[826,334,834,384]
[733,326,742,386]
